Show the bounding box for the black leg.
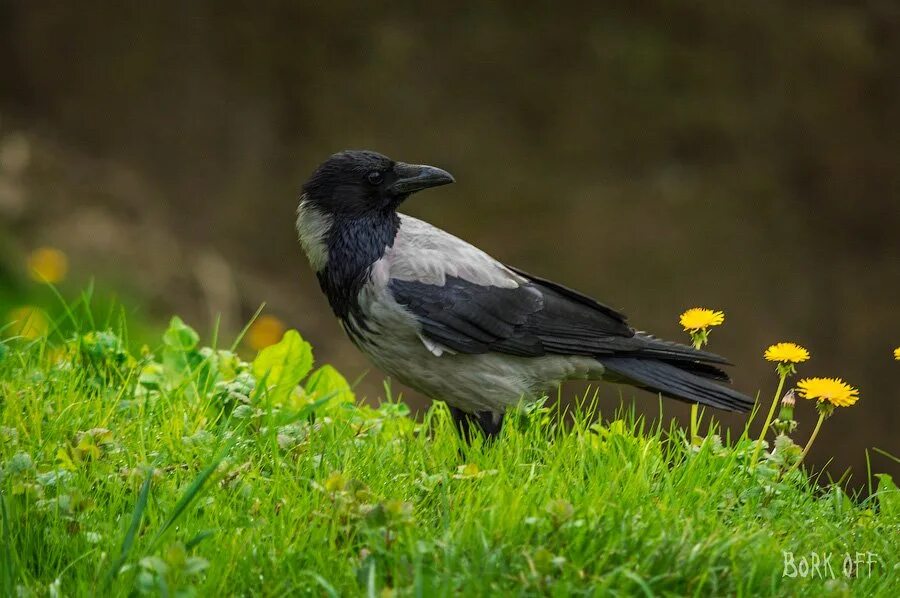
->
[475,410,504,440]
[449,405,475,443]
[449,406,504,443]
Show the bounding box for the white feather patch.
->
[418,333,457,357]
[295,195,332,271]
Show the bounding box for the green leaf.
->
[232,404,254,419]
[165,542,187,568]
[135,571,155,592]
[162,317,202,382]
[163,317,199,352]
[214,350,242,381]
[138,362,166,391]
[183,556,210,576]
[875,474,899,519]
[36,470,72,487]
[305,365,354,404]
[252,330,313,405]
[139,556,169,575]
[5,453,33,475]
[363,503,387,527]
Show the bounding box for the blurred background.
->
[1,1,897,482]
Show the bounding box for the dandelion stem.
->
[750,372,786,468]
[689,336,703,443]
[798,412,826,465]
[690,403,698,442]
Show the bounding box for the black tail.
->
[599,356,754,412]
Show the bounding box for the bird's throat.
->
[317,211,400,322]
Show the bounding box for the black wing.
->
[389,267,729,367]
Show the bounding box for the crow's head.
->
[301,150,454,217]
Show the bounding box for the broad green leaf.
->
[139,556,169,576]
[183,556,210,577]
[252,330,313,405]
[165,542,187,568]
[138,362,166,390]
[163,317,199,351]
[305,364,354,404]
[214,350,242,381]
[162,317,201,381]
[875,474,899,519]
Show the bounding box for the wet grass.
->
[0,307,897,596]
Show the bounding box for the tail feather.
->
[599,356,754,412]
[661,359,731,382]
[631,332,732,366]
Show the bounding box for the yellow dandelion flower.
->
[796,377,859,408]
[764,342,810,364]
[246,315,286,351]
[894,347,900,361]
[679,308,725,332]
[6,306,50,339]
[27,247,68,284]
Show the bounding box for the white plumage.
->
[295,195,333,271]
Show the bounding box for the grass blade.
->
[299,571,339,598]
[1,490,17,597]
[229,303,266,352]
[103,466,153,588]
[184,529,215,551]
[149,437,238,550]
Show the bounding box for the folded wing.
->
[385,215,753,412]
[389,267,730,370]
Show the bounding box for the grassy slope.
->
[0,315,898,597]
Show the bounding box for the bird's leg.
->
[475,410,504,441]
[448,405,475,444]
[448,406,504,444]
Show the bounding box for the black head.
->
[301,150,454,217]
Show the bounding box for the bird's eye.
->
[366,171,383,185]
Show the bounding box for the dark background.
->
[1,1,897,483]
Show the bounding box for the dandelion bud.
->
[773,389,798,436]
[777,389,795,421]
[781,388,796,407]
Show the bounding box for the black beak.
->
[389,163,455,195]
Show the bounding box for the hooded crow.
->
[296,150,753,439]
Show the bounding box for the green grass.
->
[1,304,898,597]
